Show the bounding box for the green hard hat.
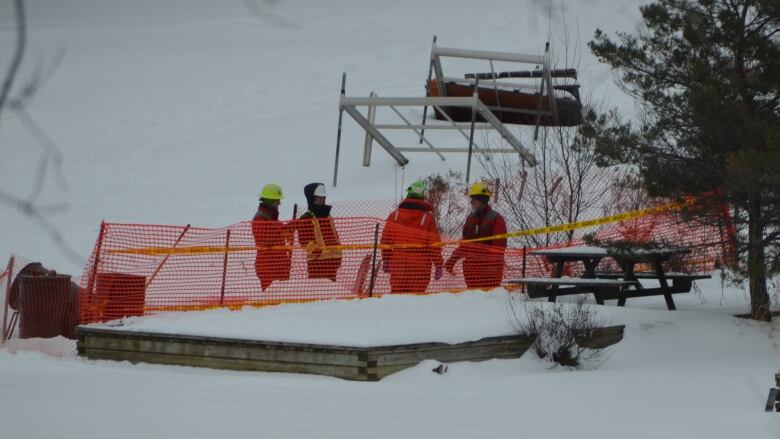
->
[406,180,428,199]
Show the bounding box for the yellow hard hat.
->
[259,183,284,200]
[468,182,492,197]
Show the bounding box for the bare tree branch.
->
[0,0,83,265]
[0,0,25,126]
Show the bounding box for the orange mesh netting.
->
[76,198,730,324]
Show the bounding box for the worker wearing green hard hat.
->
[380,180,444,294]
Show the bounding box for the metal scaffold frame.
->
[333,37,579,186]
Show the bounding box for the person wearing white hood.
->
[292,183,342,282]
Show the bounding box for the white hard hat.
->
[313,184,327,197]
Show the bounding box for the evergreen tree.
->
[586,0,780,320]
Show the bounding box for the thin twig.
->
[0,0,26,125]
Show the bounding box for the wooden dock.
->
[77,325,624,381]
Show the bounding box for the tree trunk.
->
[747,193,771,321]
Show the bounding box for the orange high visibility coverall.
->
[380,198,444,294]
[252,203,292,291]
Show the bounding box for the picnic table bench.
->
[594,272,711,290]
[516,277,638,305]
[509,246,712,310]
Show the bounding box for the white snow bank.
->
[2,276,780,439]
[85,275,775,372]
[90,290,518,346]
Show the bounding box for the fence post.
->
[521,245,527,294]
[1,256,15,343]
[219,229,231,306]
[85,221,107,323]
[367,223,380,297]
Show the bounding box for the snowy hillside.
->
[1,0,648,274]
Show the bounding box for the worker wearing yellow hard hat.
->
[252,183,291,292]
[445,181,508,289]
[468,181,492,198]
[259,183,284,202]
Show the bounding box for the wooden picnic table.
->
[510,246,711,310]
[530,246,607,279]
[511,246,628,305]
[609,248,686,310]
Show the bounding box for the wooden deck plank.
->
[82,347,367,380]
[80,331,364,367]
[367,336,534,366]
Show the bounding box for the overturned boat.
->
[426,76,583,127]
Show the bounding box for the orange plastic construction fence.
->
[77,199,727,324]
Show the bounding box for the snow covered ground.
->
[2,277,780,438]
[91,290,519,347]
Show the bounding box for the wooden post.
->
[367,223,380,297]
[146,224,190,289]
[654,257,676,311]
[1,256,15,343]
[219,229,231,306]
[292,203,298,220]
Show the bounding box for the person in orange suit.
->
[252,183,292,292]
[380,181,444,294]
[445,182,507,289]
[293,183,342,282]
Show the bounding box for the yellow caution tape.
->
[460,198,692,244]
[109,199,691,257]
